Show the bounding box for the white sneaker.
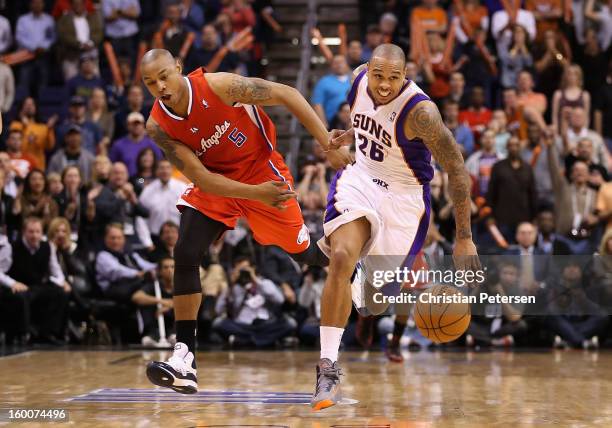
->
[146,342,198,394]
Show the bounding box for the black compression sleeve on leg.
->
[289,241,329,267]
[174,207,227,296]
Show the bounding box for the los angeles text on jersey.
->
[352,114,392,147]
[372,292,536,305]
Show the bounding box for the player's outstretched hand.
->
[254,180,296,210]
[326,146,354,169]
[452,238,482,287]
[328,128,355,150]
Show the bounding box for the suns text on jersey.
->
[352,114,392,147]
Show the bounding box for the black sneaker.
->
[146,343,198,394]
[310,358,342,410]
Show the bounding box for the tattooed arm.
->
[404,100,480,269]
[146,117,295,209]
[206,73,330,150]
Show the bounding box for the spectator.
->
[260,245,301,300]
[146,221,179,262]
[505,222,550,287]
[132,256,176,346]
[465,129,500,197]
[328,102,351,131]
[0,152,18,199]
[95,223,156,303]
[453,0,489,43]
[520,123,555,207]
[186,24,242,74]
[139,159,187,238]
[597,181,612,231]
[222,0,256,34]
[361,24,383,62]
[535,209,571,255]
[459,86,492,137]
[430,170,456,242]
[66,51,104,99]
[502,87,528,141]
[86,87,115,155]
[487,137,537,242]
[109,112,162,177]
[130,147,157,195]
[52,0,95,18]
[114,85,147,140]
[102,0,141,60]
[443,99,474,156]
[47,173,64,197]
[0,168,21,239]
[48,125,96,181]
[3,217,70,345]
[379,12,398,43]
[552,65,591,135]
[588,229,612,312]
[152,3,193,60]
[491,3,536,54]
[5,128,39,179]
[0,8,11,55]
[489,109,511,157]
[179,0,206,35]
[545,137,599,254]
[447,72,469,109]
[9,97,57,171]
[516,71,547,115]
[525,0,563,42]
[346,40,363,69]
[564,138,609,183]
[56,0,104,80]
[577,28,608,105]
[411,0,448,34]
[297,162,327,242]
[0,59,14,114]
[533,30,571,101]
[545,259,608,349]
[562,107,609,168]
[53,165,95,244]
[585,0,612,51]
[498,25,533,90]
[298,266,326,345]
[311,55,351,128]
[20,170,59,230]
[56,96,102,155]
[92,154,112,185]
[213,256,294,347]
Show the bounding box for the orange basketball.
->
[415,285,471,343]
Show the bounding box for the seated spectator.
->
[152,3,193,60]
[411,0,448,34]
[328,102,351,131]
[213,256,294,347]
[47,173,64,197]
[597,181,612,231]
[139,160,188,238]
[516,71,547,115]
[361,25,383,62]
[56,0,104,80]
[0,152,18,199]
[536,209,571,255]
[5,128,39,179]
[114,85,148,140]
[545,259,608,349]
[132,257,176,346]
[0,168,21,239]
[552,64,591,135]
[10,97,57,171]
[147,221,179,262]
[92,154,112,186]
[66,51,104,99]
[53,166,95,244]
[311,55,351,128]
[56,96,102,155]
[0,217,70,345]
[48,125,96,181]
[545,137,599,254]
[491,2,536,54]
[459,86,492,137]
[564,138,609,183]
[505,222,550,286]
[95,223,156,303]
[87,88,115,155]
[186,24,242,74]
[465,129,500,197]
[562,107,609,168]
[298,265,326,346]
[487,137,537,243]
[260,246,301,306]
[443,99,474,156]
[467,262,528,347]
[498,25,533,90]
[447,72,469,109]
[0,58,14,114]
[102,0,141,60]
[587,229,612,312]
[110,112,162,177]
[130,148,157,195]
[20,170,59,230]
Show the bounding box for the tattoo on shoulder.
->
[226,75,272,104]
[146,120,185,171]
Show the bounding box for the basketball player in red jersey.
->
[140,49,350,394]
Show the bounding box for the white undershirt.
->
[73,15,90,44]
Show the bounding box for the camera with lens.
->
[237,268,252,286]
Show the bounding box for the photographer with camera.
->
[212,256,294,347]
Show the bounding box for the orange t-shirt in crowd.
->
[525,0,562,41]
[9,121,56,171]
[505,106,528,140]
[517,92,548,114]
[411,6,448,33]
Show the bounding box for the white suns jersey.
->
[347,69,434,187]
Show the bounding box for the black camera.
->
[237,268,252,286]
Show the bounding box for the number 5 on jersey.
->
[229,128,247,148]
[357,133,385,162]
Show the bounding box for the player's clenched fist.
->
[328,128,355,149]
[254,180,296,210]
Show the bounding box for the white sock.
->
[320,326,344,362]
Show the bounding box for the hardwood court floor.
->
[1,349,611,427]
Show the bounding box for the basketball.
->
[415,285,471,343]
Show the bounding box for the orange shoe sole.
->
[311,399,336,411]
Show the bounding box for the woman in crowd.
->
[130,147,157,195]
[499,25,533,90]
[552,64,590,134]
[87,88,115,156]
[20,169,59,230]
[54,166,96,245]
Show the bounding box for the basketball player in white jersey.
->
[310,44,480,410]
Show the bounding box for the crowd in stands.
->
[0,0,611,354]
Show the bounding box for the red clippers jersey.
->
[150,68,288,184]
